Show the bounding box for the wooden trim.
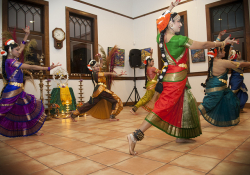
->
[73,0,193,20]
[2,0,8,35]
[2,0,50,74]
[0,73,145,81]
[243,0,250,63]
[133,0,193,19]
[73,0,133,19]
[188,71,207,77]
[65,7,98,77]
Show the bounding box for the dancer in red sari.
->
[127,0,238,155]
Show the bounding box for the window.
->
[211,1,245,60]
[2,0,49,71]
[206,0,250,63]
[66,7,98,77]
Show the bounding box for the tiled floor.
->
[1,107,250,175]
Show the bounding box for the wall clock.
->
[52,28,65,49]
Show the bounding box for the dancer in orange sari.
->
[127,0,238,155]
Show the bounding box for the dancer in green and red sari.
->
[126,0,238,155]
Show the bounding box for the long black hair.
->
[201,47,224,88]
[221,44,231,60]
[145,57,153,87]
[1,42,19,97]
[156,12,178,93]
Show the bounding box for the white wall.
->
[0,0,250,106]
[133,0,250,103]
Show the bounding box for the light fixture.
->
[218,18,222,21]
[30,21,35,23]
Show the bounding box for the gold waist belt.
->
[98,82,106,87]
[9,82,24,88]
[178,63,188,69]
[205,85,227,93]
[163,69,187,82]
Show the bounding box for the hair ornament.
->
[157,10,171,32]
[143,56,151,65]
[0,50,7,56]
[207,48,218,58]
[5,39,15,46]
[229,50,237,60]
[87,64,92,71]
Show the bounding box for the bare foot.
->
[130,109,137,115]
[68,113,77,122]
[109,118,119,121]
[127,134,138,155]
[240,109,247,113]
[35,132,44,136]
[176,138,196,143]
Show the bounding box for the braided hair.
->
[144,57,153,87]
[87,60,97,87]
[155,12,178,93]
[1,42,19,97]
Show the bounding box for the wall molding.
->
[73,0,193,20]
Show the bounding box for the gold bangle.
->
[221,41,225,48]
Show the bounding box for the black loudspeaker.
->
[129,49,141,68]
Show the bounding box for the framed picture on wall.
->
[107,47,125,67]
[140,48,151,69]
[191,49,205,63]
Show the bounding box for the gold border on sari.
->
[205,85,227,93]
[163,69,187,82]
[1,87,23,99]
[198,104,240,126]
[185,38,193,48]
[232,68,243,74]
[230,61,240,68]
[145,112,202,138]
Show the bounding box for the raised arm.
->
[95,53,103,68]
[103,70,127,77]
[20,62,61,71]
[19,26,30,54]
[189,35,238,50]
[221,60,250,69]
[167,0,181,12]
[216,30,226,42]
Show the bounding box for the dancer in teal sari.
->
[199,46,250,127]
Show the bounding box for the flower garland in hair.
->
[207,48,218,58]
[0,50,7,56]
[87,60,96,71]
[229,50,237,60]
[143,56,151,65]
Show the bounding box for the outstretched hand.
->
[171,0,181,8]
[118,70,127,76]
[218,30,226,37]
[95,53,102,59]
[23,26,30,35]
[50,62,62,70]
[224,35,239,45]
[150,49,153,55]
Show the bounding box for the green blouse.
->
[157,35,193,65]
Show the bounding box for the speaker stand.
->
[125,67,141,106]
